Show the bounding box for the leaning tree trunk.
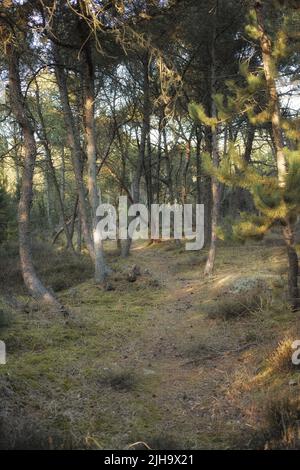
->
[82,37,108,282]
[204,6,220,276]
[255,0,299,309]
[7,44,65,313]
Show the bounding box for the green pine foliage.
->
[188,101,219,128]
[189,2,300,246]
[232,212,273,242]
[202,141,300,242]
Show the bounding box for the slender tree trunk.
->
[61,145,65,206]
[77,215,82,253]
[156,114,163,204]
[44,168,52,229]
[203,127,212,247]
[195,126,202,206]
[204,6,220,276]
[145,132,152,211]
[69,195,78,243]
[121,53,150,257]
[244,122,255,164]
[53,44,95,260]
[163,126,175,204]
[134,54,150,204]
[7,44,64,312]
[35,81,74,250]
[82,37,108,282]
[233,122,255,215]
[182,137,191,205]
[143,56,152,211]
[13,122,21,200]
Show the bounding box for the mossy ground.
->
[1,239,300,449]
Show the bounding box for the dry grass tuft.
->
[203,288,264,320]
[263,396,300,449]
[266,338,297,374]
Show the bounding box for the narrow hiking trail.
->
[1,241,296,449]
[103,242,287,449]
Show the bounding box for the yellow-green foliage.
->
[273,30,288,60]
[252,182,289,220]
[232,213,273,242]
[203,141,300,242]
[284,150,300,207]
[239,62,265,93]
[248,107,272,125]
[189,2,300,245]
[190,60,271,134]
[282,118,300,140]
[203,144,265,189]
[245,8,261,40]
[188,102,219,128]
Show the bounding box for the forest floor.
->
[1,238,300,449]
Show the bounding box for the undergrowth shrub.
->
[0,239,93,294]
[204,288,264,320]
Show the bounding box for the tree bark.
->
[53,44,95,260]
[255,0,286,186]
[81,35,108,282]
[255,0,299,308]
[195,126,202,206]
[35,80,74,250]
[121,53,150,257]
[204,6,220,276]
[7,43,65,313]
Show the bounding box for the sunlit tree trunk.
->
[82,37,108,282]
[204,6,220,276]
[255,0,286,187]
[7,43,64,312]
[255,0,299,309]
